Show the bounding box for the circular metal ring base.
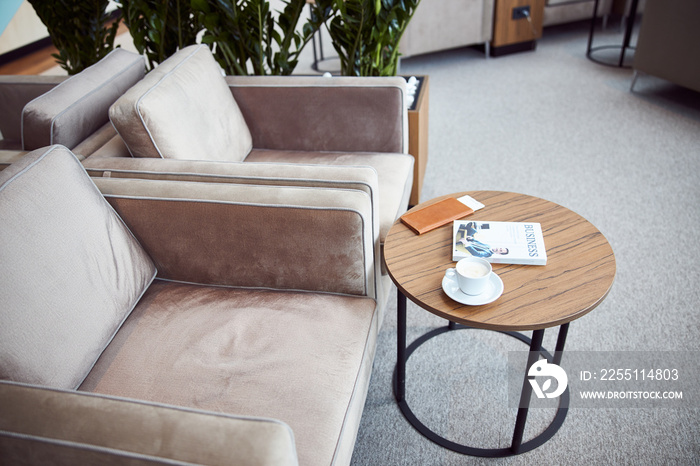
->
[587,45,636,68]
[393,325,569,457]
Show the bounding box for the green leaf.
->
[28,0,119,74]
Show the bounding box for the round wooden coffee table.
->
[384,191,616,457]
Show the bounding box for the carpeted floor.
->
[304,20,700,465]
[38,13,700,464]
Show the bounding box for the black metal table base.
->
[394,292,570,457]
[586,0,640,68]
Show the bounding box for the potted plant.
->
[115,0,199,70]
[27,0,119,74]
[191,0,329,75]
[311,0,422,76]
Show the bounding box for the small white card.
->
[457,195,485,212]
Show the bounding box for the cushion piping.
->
[0,147,54,193]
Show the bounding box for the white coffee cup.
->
[454,257,492,295]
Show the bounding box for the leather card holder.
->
[400,197,474,235]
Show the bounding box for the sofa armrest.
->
[0,381,298,466]
[84,156,380,200]
[226,75,408,154]
[0,76,66,146]
[93,175,379,299]
[21,49,144,152]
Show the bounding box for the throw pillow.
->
[0,145,156,389]
[109,45,253,162]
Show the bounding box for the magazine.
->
[452,220,547,265]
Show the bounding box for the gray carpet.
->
[297,20,700,465]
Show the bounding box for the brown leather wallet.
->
[400,197,474,235]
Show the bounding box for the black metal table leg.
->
[308,2,325,72]
[586,0,601,59]
[511,328,545,453]
[619,0,640,67]
[396,290,407,402]
[553,322,569,366]
[393,320,570,457]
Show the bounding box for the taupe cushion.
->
[0,381,298,466]
[80,281,378,466]
[21,49,145,151]
[110,44,253,162]
[244,149,414,243]
[0,145,156,390]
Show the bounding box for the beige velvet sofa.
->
[399,0,495,58]
[631,0,700,93]
[543,0,611,27]
[0,46,414,465]
[1,143,384,465]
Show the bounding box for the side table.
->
[383,191,616,457]
[586,0,641,67]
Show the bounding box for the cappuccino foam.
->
[458,261,490,278]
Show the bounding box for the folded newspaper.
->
[452,220,547,265]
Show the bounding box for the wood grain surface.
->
[384,191,616,331]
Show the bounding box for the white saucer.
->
[442,268,504,306]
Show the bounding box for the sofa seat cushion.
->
[0,146,156,390]
[22,49,144,151]
[80,281,378,466]
[244,149,414,243]
[110,45,253,162]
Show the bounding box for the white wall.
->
[0,1,48,55]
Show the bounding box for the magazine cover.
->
[452,220,547,265]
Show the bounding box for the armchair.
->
[1,144,382,465]
[1,41,412,466]
[81,45,413,309]
[85,45,412,245]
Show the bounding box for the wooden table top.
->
[383,191,616,331]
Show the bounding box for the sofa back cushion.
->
[109,45,253,162]
[0,145,156,390]
[22,49,145,151]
